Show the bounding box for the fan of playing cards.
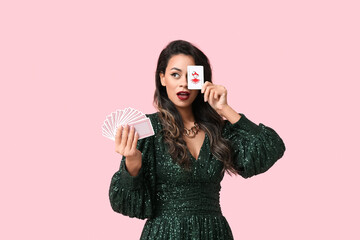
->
[101,107,154,141]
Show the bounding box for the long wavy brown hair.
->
[153,40,238,175]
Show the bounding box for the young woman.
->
[109,40,286,239]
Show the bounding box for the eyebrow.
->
[170,67,182,72]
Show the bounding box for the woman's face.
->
[159,54,199,110]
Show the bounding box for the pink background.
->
[1,0,359,239]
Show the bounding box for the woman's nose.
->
[179,75,188,87]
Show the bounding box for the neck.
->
[176,106,195,124]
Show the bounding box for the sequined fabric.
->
[109,112,285,239]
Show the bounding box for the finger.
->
[115,125,123,146]
[120,124,129,150]
[208,89,216,106]
[214,91,219,100]
[204,86,214,102]
[201,81,212,93]
[126,126,135,151]
[210,89,216,102]
[131,132,139,152]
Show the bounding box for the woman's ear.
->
[160,72,166,86]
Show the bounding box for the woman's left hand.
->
[201,81,229,115]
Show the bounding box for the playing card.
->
[127,118,155,139]
[125,108,143,124]
[101,107,154,141]
[187,65,204,90]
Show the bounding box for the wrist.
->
[126,150,142,162]
[217,104,230,116]
[218,105,241,124]
[125,151,142,176]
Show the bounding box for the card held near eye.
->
[187,65,204,90]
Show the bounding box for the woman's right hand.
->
[115,125,142,162]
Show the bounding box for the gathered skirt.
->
[140,213,234,240]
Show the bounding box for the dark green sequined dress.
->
[109,112,285,240]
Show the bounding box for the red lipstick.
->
[177,91,190,100]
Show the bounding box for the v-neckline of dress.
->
[188,132,207,161]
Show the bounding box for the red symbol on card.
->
[191,71,200,84]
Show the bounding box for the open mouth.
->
[177,91,190,100]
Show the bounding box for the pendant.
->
[184,123,199,138]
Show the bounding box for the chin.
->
[172,100,193,109]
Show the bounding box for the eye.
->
[171,73,180,78]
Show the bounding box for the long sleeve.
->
[108,116,156,219]
[222,113,286,179]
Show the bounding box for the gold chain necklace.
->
[184,122,200,138]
